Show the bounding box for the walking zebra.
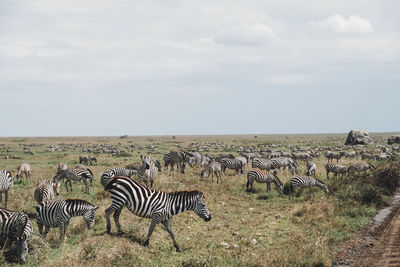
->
[79,156,92,165]
[348,162,375,175]
[252,158,274,171]
[16,163,31,179]
[35,199,98,242]
[325,163,348,179]
[0,170,14,208]
[246,169,283,193]
[289,176,329,199]
[34,180,60,204]
[53,168,94,194]
[137,155,158,188]
[0,208,32,262]
[220,158,244,175]
[104,176,211,252]
[201,161,222,183]
[100,167,138,187]
[305,161,317,176]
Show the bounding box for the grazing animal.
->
[35,199,98,242]
[270,157,298,174]
[220,158,244,175]
[289,176,329,199]
[201,161,222,183]
[325,151,342,162]
[57,163,68,174]
[137,155,158,188]
[16,163,31,179]
[305,161,317,176]
[348,162,376,175]
[237,156,247,166]
[252,158,275,171]
[89,156,97,164]
[0,170,14,208]
[0,208,32,262]
[34,180,60,204]
[361,152,374,160]
[104,176,211,252]
[100,168,138,187]
[325,163,348,179]
[53,168,94,194]
[246,169,283,193]
[168,150,195,173]
[79,156,92,165]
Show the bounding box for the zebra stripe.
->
[53,168,94,194]
[104,176,211,252]
[34,180,60,204]
[305,161,317,176]
[200,161,222,183]
[0,208,32,262]
[100,168,138,187]
[220,158,244,175]
[35,199,98,242]
[137,155,158,188]
[325,163,347,179]
[246,169,283,193]
[0,170,14,208]
[289,176,329,198]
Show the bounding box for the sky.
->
[1,0,399,136]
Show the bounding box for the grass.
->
[0,134,398,266]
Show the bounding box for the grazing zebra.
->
[305,161,317,176]
[289,176,329,199]
[348,162,376,175]
[0,170,14,208]
[270,157,298,174]
[0,208,32,262]
[104,176,211,252]
[16,163,31,179]
[237,156,247,166]
[361,152,374,160]
[57,163,68,174]
[168,150,195,173]
[220,158,244,175]
[35,199,98,242]
[34,180,60,204]
[100,167,138,187]
[89,156,97,164]
[163,152,171,168]
[201,161,222,183]
[325,163,348,179]
[137,155,158,188]
[343,151,359,159]
[79,156,92,165]
[252,158,274,171]
[246,169,283,193]
[53,168,94,194]
[325,151,342,162]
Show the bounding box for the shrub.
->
[116,152,132,157]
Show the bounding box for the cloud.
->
[214,23,276,45]
[315,15,373,33]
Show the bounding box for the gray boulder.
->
[388,135,400,145]
[345,130,371,145]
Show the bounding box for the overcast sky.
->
[1,0,399,136]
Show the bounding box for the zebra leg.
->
[143,216,160,247]
[0,192,2,208]
[4,191,7,209]
[105,206,115,234]
[150,180,153,188]
[65,180,69,191]
[161,220,180,252]
[43,226,50,239]
[63,221,70,243]
[84,179,89,194]
[38,222,44,236]
[113,207,124,235]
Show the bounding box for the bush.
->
[283,182,291,195]
[360,185,382,206]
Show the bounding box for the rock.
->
[251,239,257,245]
[232,232,239,236]
[388,135,400,145]
[275,214,283,219]
[220,242,230,248]
[345,130,371,145]
[232,244,239,249]
[249,208,254,211]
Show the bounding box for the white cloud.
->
[214,23,276,45]
[315,15,373,33]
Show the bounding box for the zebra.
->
[270,157,298,174]
[16,163,31,179]
[163,152,171,168]
[0,208,32,262]
[237,156,247,166]
[57,163,68,174]
[305,161,317,176]
[200,161,222,183]
[325,163,348,179]
[53,168,94,194]
[246,169,283,193]
[348,162,375,175]
[126,159,162,172]
[168,150,195,173]
[325,151,342,162]
[104,176,211,252]
[220,158,244,175]
[100,167,138,187]
[343,151,359,159]
[137,155,158,188]
[35,199,98,242]
[289,176,329,199]
[252,158,275,171]
[34,180,60,204]
[0,170,14,208]
[79,156,92,165]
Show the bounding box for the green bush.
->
[283,182,291,195]
[360,185,382,206]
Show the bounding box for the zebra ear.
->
[140,155,143,160]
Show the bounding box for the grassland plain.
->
[0,134,397,266]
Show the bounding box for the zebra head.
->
[14,212,31,262]
[153,160,162,172]
[180,161,186,174]
[193,193,211,222]
[200,169,207,179]
[16,239,28,262]
[321,184,329,194]
[53,182,60,196]
[188,157,195,168]
[140,155,151,170]
[83,206,99,229]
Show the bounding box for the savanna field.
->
[0,133,399,267]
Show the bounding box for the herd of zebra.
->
[0,146,389,262]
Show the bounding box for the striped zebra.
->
[289,176,329,199]
[220,158,244,175]
[53,168,94,194]
[348,162,375,175]
[100,168,138,187]
[137,155,158,188]
[237,156,247,166]
[200,161,222,183]
[34,180,60,204]
[168,150,195,173]
[35,199,98,242]
[0,208,32,262]
[57,163,68,174]
[126,159,162,172]
[252,158,274,171]
[325,163,348,179]
[16,163,31,180]
[270,157,298,174]
[0,170,14,208]
[104,176,211,252]
[246,169,283,193]
[305,161,317,176]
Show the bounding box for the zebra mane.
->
[65,199,95,207]
[168,190,204,198]
[86,168,93,176]
[273,175,283,186]
[314,177,326,185]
